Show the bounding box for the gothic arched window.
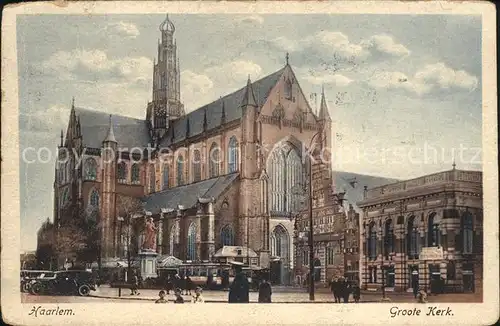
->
[192,149,201,182]
[270,225,289,261]
[84,158,97,180]
[131,164,140,184]
[169,224,176,256]
[368,222,377,259]
[228,136,239,173]
[427,212,440,247]
[90,189,99,207]
[162,164,169,190]
[268,142,303,214]
[462,212,473,254]
[407,216,419,259]
[285,78,292,100]
[384,219,394,256]
[149,165,156,193]
[177,155,185,186]
[117,162,127,183]
[221,225,234,247]
[187,222,196,261]
[209,142,220,178]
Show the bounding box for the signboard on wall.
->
[420,247,444,260]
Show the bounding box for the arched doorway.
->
[313,258,321,282]
[270,225,290,285]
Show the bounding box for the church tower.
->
[147,14,185,142]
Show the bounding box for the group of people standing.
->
[155,286,205,304]
[329,277,361,303]
[228,261,273,303]
[164,274,195,295]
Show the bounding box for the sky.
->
[17,14,482,251]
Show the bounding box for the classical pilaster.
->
[207,201,215,260]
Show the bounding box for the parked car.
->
[21,270,53,293]
[29,270,96,296]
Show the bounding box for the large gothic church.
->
[54,16,378,284]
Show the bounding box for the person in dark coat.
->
[228,262,249,303]
[186,275,194,295]
[165,275,173,295]
[342,279,351,303]
[412,282,419,299]
[329,277,340,303]
[258,276,272,303]
[352,282,361,303]
[180,274,187,295]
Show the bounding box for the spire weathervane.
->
[286,52,289,65]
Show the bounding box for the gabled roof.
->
[160,67,285,146]
[142,173,239,214]
[332,171,398,213]
[74,107,151,149]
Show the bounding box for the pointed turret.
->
[241,75,257,108]
[186,116,190,138]
[318,85,332,121]
[104,115,117,143]
[203,107,208,132]
[60,130,64,147]
[221,97,226,125]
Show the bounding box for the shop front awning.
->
[157,255,182,268]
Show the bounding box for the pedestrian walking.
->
[155,290,168,303]
[165,275,173,295]
[329,277,340,303]
[340,277,350,303]
[191,286,205,303]
[412,284,419,299]
[186,275,194,295]
[173,288,185,303]
[352,282,361,303]
[130,271,140,295]
[228,261,249,303]
[258,276,272,303]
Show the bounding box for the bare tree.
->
[116,195,144,279]
[54,223,88,266]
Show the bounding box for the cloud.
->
[42,49,153,84]
[303,72,353,87]
[107,21,140,38]
[367,63,478,96]
[271,36,300,52]
[180,70,214,110]
[361,34,410,57]
[205,60,262,85]
[315,31,370,60]
[414,62,478,91]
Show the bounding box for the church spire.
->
[221,97,226,125]
[104,115,117,143]
[318,85,332,121]
[241,75,257,108]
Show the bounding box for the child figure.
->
[155,290,168,303]
[417,288,428,303]
[191,286,205,303]
[173,288,185,303]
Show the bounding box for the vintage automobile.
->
[21,270,53,293]
[29,270,96,296]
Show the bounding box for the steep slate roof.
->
[160,67,285,147]
[74,107,151,149]
[142,173,239,214]
[332,171,398,213]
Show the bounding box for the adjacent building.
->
[293,171,396,287]
[357,167,483,294]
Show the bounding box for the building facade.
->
[53,16,338,281]
[357,168,483,295]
